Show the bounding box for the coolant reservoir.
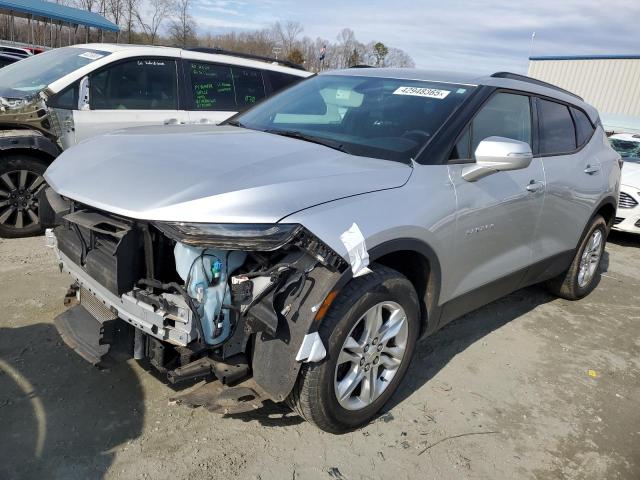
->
[174,242,246,345]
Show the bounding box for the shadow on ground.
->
[608,229,640,247]
[0,323,144,480]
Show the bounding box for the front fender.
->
[251,263,342,401]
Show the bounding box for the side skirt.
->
[436,250,574,328]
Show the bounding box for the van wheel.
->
[545,215,607,300]
[0,155,48,238]
[287,265,420,433]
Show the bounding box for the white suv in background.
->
[609,133,640,234]
[0,44,311,237]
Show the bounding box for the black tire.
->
[545,215,607,300]
[0,155,48,238]
[287,265,420,433]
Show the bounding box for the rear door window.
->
[266,71,303,93]
[538,99,577,154]
[571,107,595,147]
[188,62,236,111]
[232,67,265,109]
[90,58,178,110]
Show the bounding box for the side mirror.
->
[462,136,533,182]
[78,76,90,111]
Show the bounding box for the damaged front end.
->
[46,189,347,411]
[0,88,77,151]
[0,92,54,136]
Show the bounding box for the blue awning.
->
[0,0,119,32]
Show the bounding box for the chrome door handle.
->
[526,180,545,193]
[584,164,600,175]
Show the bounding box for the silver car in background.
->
[44,69,620,433]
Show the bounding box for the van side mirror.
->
[462,136,533,182]
[78,76,90,111]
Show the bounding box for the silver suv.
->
[45,68,621,433]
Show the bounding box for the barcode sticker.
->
[393,86,450,99]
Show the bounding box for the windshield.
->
[234,74,474,163]
[610,137,640,159]
[0,47,110,97]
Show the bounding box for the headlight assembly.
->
[154,222,303,251]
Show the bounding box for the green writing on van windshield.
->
[190,63,233,109]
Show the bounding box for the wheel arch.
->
[368,238,443,335]
[0,132,61,166]
[593,196,617,231]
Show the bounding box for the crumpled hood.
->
[45,125,413,223]
[621,159,640,188]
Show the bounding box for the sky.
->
[190,0,640,73]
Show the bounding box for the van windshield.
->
[0,47,110,98]
[234,74,474,163]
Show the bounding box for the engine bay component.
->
[49,198,351,405]
[174,242,246,345]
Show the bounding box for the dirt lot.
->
[0,232,639,480]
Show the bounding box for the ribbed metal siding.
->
[528,59,640,117]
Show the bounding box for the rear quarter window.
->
[266,71,304,93]
[571,107,595,147]
[538,99,576,155]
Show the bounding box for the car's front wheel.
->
[288,265,420,433]
[0,155,47,238]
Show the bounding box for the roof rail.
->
[491,72,582,100]
[185,47,306,71]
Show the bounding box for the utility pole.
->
[527,32,536,73]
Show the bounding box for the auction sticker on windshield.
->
[393,86,450,99]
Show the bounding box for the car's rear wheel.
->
[0,155,47,238]
[545,215,607,300]
[288,265,420,433]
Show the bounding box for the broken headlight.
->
[154,222,302,251]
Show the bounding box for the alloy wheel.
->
[0,169,44,231]
[334,301,408,410]
[577,229,603,288]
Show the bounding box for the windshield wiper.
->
[264,129,350,154]
[225,119,246,128]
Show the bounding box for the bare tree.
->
[385,47,415,68]
[136,0,172,45]
[74,0,97,11]
[336,28,362,68]
[109,0,124,41]
[271,20,303,55]
[168,0,196,47]
[123,0,139,43]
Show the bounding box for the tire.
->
[0,155,48,238]
[545,215,607,300]
[288,265,420,433]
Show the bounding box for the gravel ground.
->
[0,231,638,480]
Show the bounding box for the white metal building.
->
[528,55,640,133]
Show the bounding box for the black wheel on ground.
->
[287,264,420,433]
[545,215,607,300]
[0,155,48,238]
